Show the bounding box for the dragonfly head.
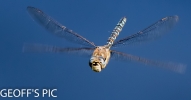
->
[89,56,106,72]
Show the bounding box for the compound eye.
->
[99,56,106,61]
[90,56,96,61]
[98,56,105,63]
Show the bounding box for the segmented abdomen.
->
[106,17,127,48]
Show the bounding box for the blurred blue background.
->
[0,0,191,100]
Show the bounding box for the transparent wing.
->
[112,16,178,47]
[27,6,95,47]
[23,43,94,57]
[111,50,186,74]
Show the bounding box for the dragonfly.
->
[24,6,186,73]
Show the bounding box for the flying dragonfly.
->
[24,6,186,73]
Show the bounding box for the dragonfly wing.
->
[23,43,94,57]
[112,16,178,47]
[111,50,186,74]
[27,6,95,47]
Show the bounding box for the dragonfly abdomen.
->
[106,17,127,49]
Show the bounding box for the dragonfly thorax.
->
[89,46,111,72]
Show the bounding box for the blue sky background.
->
[0,0,191,100]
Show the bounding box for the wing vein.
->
[112,16,178,47]
[27,6,95,47]
[23,43,95,57]
[111,50,186,74]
